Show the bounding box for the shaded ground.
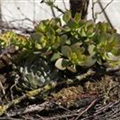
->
[1,60,120,120]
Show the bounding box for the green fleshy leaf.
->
[63,11,71,23]
[81,28,87,37]
[51,52,61,61]
[106,52,120,61]
[67,65,76,73]
[60,35,68,45]
[31,33,42,42]
[79,56,96,68]
[35,43,42,49]
[61,45,72,58]
[55,58,70,70]
[67,19,77,29]
[74,13,81,23]
[88,44,95,56]
[71,43,84,54]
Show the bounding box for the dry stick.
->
[50,4,64,14]
[84,99,120,120]
[97,0,114,15]
[56,69,95,87]
[42,111,79,120]
[42,0,64,14]
[0,94,27,115]
[75,69,95,81]
[50,5,56,18]
[7,101,50,117]
[45,98,100,120]
[0,80,5,95]
[0,117,22,120]
[8,101,72,117]
[91,0,96,21]
[36,114,47,120]
[0,82,56,116]
[95,99,120,116]
[62,0,67,10]
[75,99,98,120]
[106,66,120,73]
[23,101,50,114]
[8,102,79,119]
[98,0,114,29]
[23,101,72,115]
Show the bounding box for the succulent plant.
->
[16,56,58,91]
[1,11,120,76]
[0,31,29,49]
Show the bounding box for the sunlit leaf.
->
[63,11,71,23]
[55,58,66,70]
[88,44,95,56]
[67,65,76,73]
[74,13,81,23]
[106,52,120,61]
[80,56,96,67]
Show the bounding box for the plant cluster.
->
[0,11,120,117]
[0,12,120,89]
[30,11,120,72]
[0,11,120,73]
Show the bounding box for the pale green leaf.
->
[63,11,71,23]
[61,45,72,58]
[55,58,66,70]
